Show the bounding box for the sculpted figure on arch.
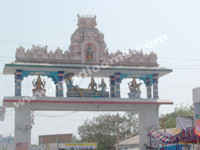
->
[85,45,95,61]
[32,75,46,96]
[98,78,107,96]
[32,75,46,90]
[88,77,98,95]
[128,77,142,93]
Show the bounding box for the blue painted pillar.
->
[114,73,121,98]
[153,74,159,99]
[15,70,23,96]
[109,76,115,98]
[57,71,65,97]
[146,78,152,99]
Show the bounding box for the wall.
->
[193,87,200,121]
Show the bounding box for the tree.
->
[78,112,139,150]
[72,135,80,143]
[159,104,194,129]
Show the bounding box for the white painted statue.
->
[128,77,142,98]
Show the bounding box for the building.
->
[114,132,139,150]
[114,129,180,150]
[0,136,15,150]
[193,87,200,121]
[31,142,97,150]
[175,116,193,129]
[39,134,73,145]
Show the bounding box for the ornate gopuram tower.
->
[3,15,173,150]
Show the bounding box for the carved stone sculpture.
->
[128,77,142,98]
[32,75,46,96]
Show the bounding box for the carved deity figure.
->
[65,75,109,98]
[88,77,97,90]
[85,45,95,61]
[65,76,84,97]
[98,78,107,96]
[128,77,142,93]
[65,76,78,90]
[32,75,46,89]
[88,77,98,95]
[32,75,46,96]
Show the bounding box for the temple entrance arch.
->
[3,15,173,150]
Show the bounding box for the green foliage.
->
[159,104,194,129]
[78,112,139,150]
[72,135,80,143]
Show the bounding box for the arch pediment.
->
[80,39,100,49]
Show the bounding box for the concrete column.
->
[109,76,115,98]
[153,74,159,99]
[15,70,23,96]
[146,78,152,99]
[57,71,65,97]
[114,73,121,98]
[15,105,31,150]
[139,105,159,150]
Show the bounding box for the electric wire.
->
[0,39,68,49]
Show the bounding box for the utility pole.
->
[6,134,11,150]
[161,114,166,133]
[117,113,119,150]
[114,113,122,150]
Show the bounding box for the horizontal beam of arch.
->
[21,71,58,84]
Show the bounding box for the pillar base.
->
[139,105,160,150]
[15,105,31,150]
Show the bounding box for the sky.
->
[0,0,200,145]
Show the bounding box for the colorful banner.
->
[16,142,28,150]
[148,127,196,144]
[0,106,6,121]
[195,119,200,136]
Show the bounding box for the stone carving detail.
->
[16,46,25,59]
[65,75,84,97]
[128,77,142,98]
[98,78,107,96]
[54,47,63,61]
[65,75,109,98]
[32,75,46,96]
[88,77,98,95]
[85,45,95,61]
[15,15,158,66]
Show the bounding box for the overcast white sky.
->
[0,0,200,145]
